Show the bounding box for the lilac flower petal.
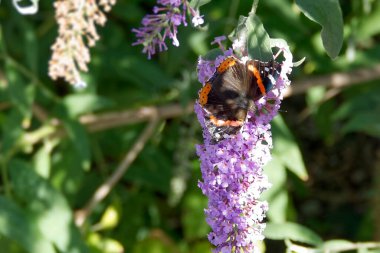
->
[192,15,204,27]
[172,36,180,47]
[211,35,227,45]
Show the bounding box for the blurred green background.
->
[0,0,380,252]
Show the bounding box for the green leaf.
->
[63,119,91,170]
[125,143,172,193]
[356,3,380,42]
[0,197,55,253]
[50,139,86,199]
[22,20,38,73]
[191,241,213,253]
[189,32,209,56]
[341,112,380,137]
[229,14,273,61]
[63,93,113,118]
[332,87,380,137]
[306,86,326,113]
[181,192,209,240]
[295,0,343,58]
[263,157,288,223]
[189,0,211,9]
[246,14,273,61]
[272,115,308,181]
[33,140,57,178]
[87,233,124,253]
[1,109,24,154]
[117,56,174,93]
[5,60,35,121]
[54,103,91,170]
[313,100,336,141]
[0,236,25,253]
[333,89,380,120]
[132,237,175,253]
[9,159,88,253]
[264,222,323,246]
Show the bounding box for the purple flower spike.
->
[195,41,293,253]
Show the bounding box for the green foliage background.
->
[0,0,380,252]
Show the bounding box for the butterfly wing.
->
[246,60,282,99]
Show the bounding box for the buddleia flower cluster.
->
[132,0,204,59]
[48,0,116,88]
[195,38,293,253]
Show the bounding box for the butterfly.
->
[198,56,282,143]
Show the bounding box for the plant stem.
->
[0,158,11,197]
[250,0,260,15]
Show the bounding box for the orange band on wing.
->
[217,57,236,73]
[199,82,212,106]
[248,64,266,95]
[209,115,244,127]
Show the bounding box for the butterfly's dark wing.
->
[246,60,282,100]
[198,57,250,142]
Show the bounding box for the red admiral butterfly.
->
[198,56,282,143]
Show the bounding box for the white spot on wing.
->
[268,74,276,85]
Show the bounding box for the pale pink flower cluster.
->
[48,0,115,88]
